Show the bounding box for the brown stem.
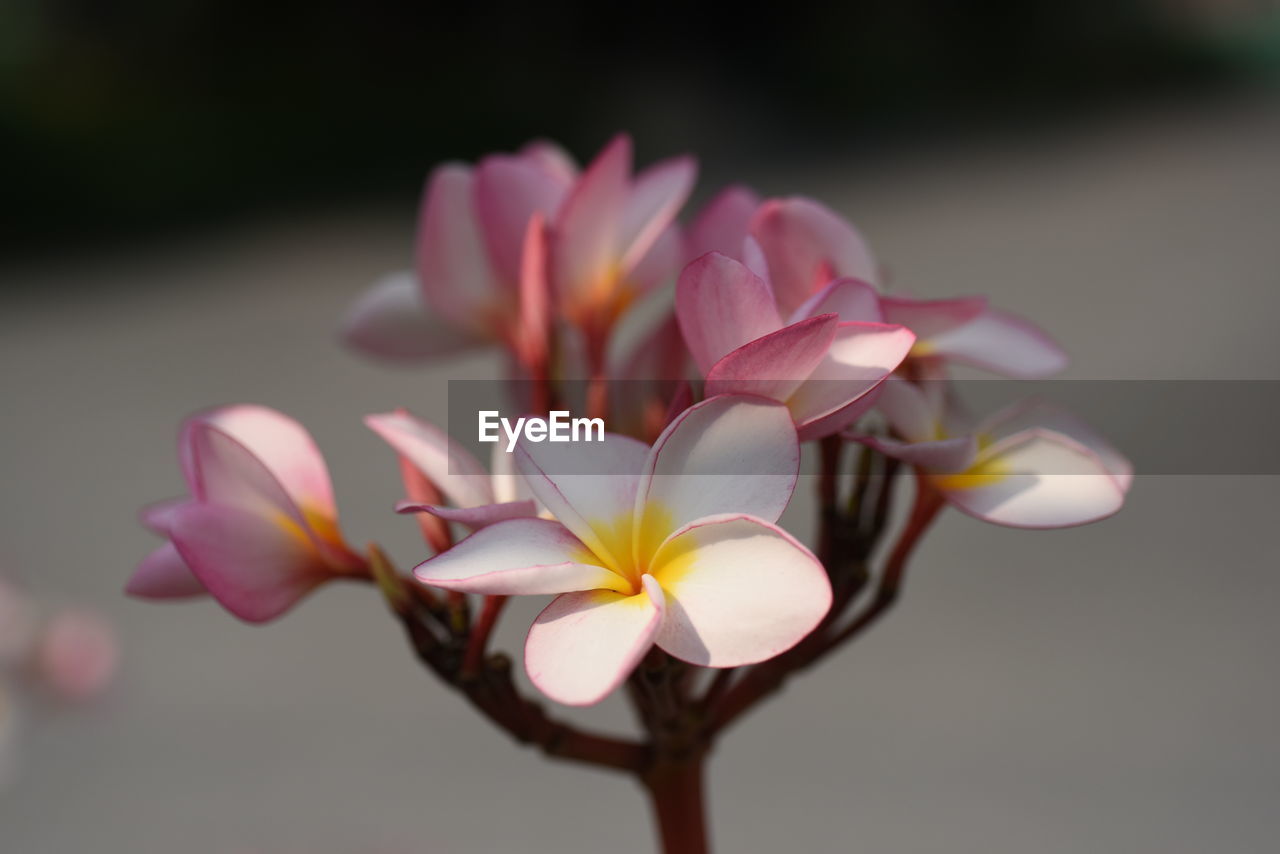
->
[461,656,647,773]
[699,668,735,712]
[376,549,645,775]
[462,595,507,678]
[644,754,710,854]
[708,473,942,733]
[824,474,943,649]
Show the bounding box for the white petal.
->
[943,429,1126,528]
[524,577,664,706]
[413,517,627,595]
[365,411,494,509]
[515,433,651,572]
[342,272,484,362]
[650,515,831,667]
[637,395,799,538]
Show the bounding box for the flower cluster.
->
[130,134,1130,715]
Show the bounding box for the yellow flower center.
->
[575,500,694,595]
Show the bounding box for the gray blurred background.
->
[2,2,1280,852]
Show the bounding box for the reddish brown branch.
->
[462,595,508,678]
[707,474,943,733]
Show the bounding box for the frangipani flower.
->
[343,135,695,361]
[413,395,832,706]
[856,381,1131,528]
[676,252,916,440]
[691,192,1066,378]
[798,278,1068,379]
[365,409,536,531]
[128,405,367,622]
[550,134,695,338]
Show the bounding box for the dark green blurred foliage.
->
[0,0,1273,254]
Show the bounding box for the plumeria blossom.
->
[413,395,832,706]
[343,140,572,362]
[343,134,695,363]
[127,405,367,622]
[676,252,916,440]
[550,135,696,337]
[854,381,1132,528]
[691,191,1067,378]
[365,409,536,532]
[797,277,1068,379]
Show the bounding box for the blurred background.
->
[2,2,1279,852]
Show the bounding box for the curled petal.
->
[943,429,1126,528]
[414,517,627,596]
[704,314,838,403]
[126,542,207,599]
[852,434,979,474]
[342,272,484,362]
[395,499,537,529]
[978,398,1133,491]
[651,515,830,667]
[924,307,1068,378]
[676,252,783,374]
[139,498,186,536]
[880,295,988,340]
[514,213,552,371]
[638,395,799,534]
[188,405,337,520]
[364,411,494,509]
[750,197,878,315]
[786,322,916,440]
[182,408,319,531]
[790,277,883,324]
[524,575,665,706]
[168,503,331,623]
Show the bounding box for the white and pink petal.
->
[942,429,1126,528]
[524,575,664,706]
[637,395,800,533]
[676,252,783,374]
[650,515,830,667]
[413,517,626,596]
[342,272,485,362]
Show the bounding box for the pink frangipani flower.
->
[550,134,696,336]
[413,395,832,706]
[854,381,1131,528]
[676,252,916,440]
[692,192,1067,378]
[128,405,367,622]
[365,409,537,531]
[797,277,1068,379]
[343,140,574,362]
[343,135,695,362]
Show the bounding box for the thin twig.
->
[462,595,508,678]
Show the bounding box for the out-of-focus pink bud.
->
[34,608,118,703]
